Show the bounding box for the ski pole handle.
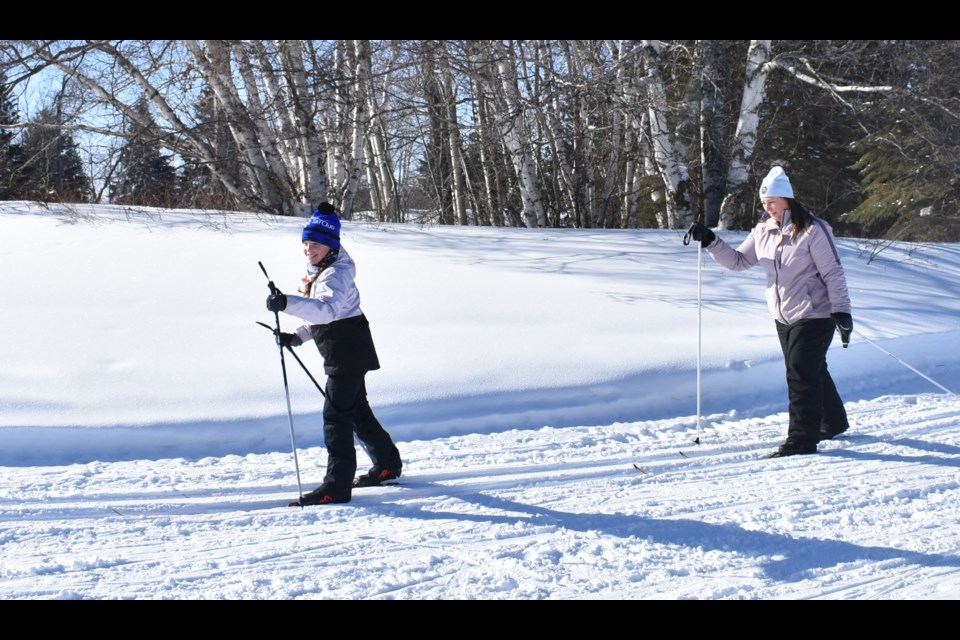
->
[259,260,278,294]
[682,213,705,246]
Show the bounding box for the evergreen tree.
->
[846,40,960,241]
[0,70,25,200]
[847,121,958,240]
[176,87,241,210]
[18,106,92,203]
[751,41,865,231]
[109,98,177,207]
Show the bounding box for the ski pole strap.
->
[682,212,705,246]
[257,320,284,349]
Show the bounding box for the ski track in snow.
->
[2,393,958,600]
[3,205,960,600]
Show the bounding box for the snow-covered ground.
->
[1,201,958,600]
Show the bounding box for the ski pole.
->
[257,316,372,461]
[682,215,704,445]
[257,320,370,458]
[854,330,958,397]
[694,235,702,444]
[259,261,305,506]
[256,321,327,398]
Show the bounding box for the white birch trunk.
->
[184,40,286,214]
[441,57,469,225]
[719,40,772,230]
[367,115,396,217]
[230,42,295,213]
[339,40,371,219]
[489,42,547,228]
[608,40,648,228]
[363,59,398,219]
[543,40,585,226]
[363,138,381,213]
[472,76,503,226]
[328,41,353,208]
[640,40,693,230]
[275,40,329,209]
[249,41,303,200]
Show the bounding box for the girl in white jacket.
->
[266,203,403,504]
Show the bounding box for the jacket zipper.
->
[774,231,786,324]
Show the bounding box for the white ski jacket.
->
[284,247,364,340]
[282,247,380,375]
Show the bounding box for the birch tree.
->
[469,40,547,228]
[188,40,289,213]
[439,48,470,225]
[718,40,772,230]
[637,40,695,229]
[335,39,371,219]
[360,42,400,221]
[469,66,506,227]
[273,40,329,211]
[3,39,950,240]
[533,40,586,227]
[698,39,730,227]
[417,40,454,224]
[5,40,335,216]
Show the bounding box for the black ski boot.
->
[353,467,402,487]
[819,425,849,441]
[767,441,818,458]
[296,483,351,506]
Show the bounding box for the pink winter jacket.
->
[706,210,852,325]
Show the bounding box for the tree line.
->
[1,40,958,241]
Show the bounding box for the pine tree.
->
[108,98,177,207]
[750,41,865,231]
[845,41,960,242]
[176,87,241,210]
[18,106,92,203]
[0,70,25,200]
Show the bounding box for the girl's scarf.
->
[298,263,321,297]
[298,250,338,297]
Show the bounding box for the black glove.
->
[832,312,853,348]
[266,291,287,312]
[276,331,302,349]
[687,222,716,248]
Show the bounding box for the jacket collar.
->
[761,209,793,236]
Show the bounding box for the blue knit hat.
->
[759,166,794,199]
[301,202,341,250]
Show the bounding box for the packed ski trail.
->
[2,203,960,600]
[3,392,958,600]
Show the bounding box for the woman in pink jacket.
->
[688,166,854,458]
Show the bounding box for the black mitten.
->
[266,292,287,312]
[832,312,853,348]
[688,222,716,248]
[277,332,302,349]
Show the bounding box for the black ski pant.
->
[775,317,849,448]
[321,372,402,499]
